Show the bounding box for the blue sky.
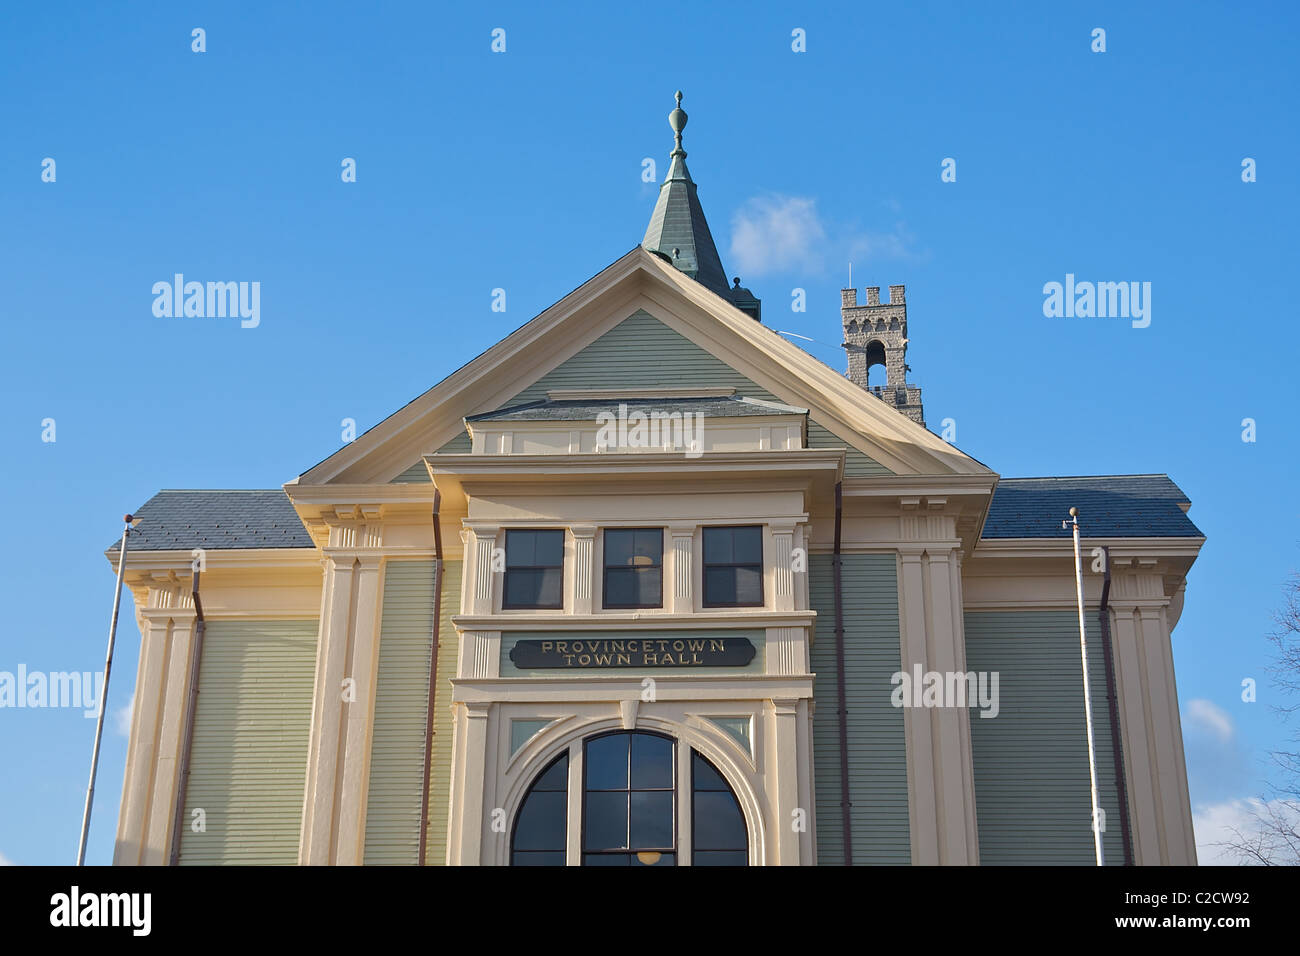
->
[1,1,1296,865]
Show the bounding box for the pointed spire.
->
[642,91,730,297]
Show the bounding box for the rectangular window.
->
[503,529,565,609]
[702,525,764,608]
[603,528,663,609]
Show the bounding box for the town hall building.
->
[107,94,1203,866]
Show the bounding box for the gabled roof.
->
[466,395,808,423]
[292,245,993,486]
[107,490,313,551]
[982,475,1203,539]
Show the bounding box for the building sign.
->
[508,636,757,669]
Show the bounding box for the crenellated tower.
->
[841,284,925,427]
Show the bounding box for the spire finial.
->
[669,90,688,155]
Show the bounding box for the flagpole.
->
[1066,506,1105,866]
[77,514,134,865]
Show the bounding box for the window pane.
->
[693,791,746,850]
[702,527,732,565]
[733,566,762,606]
[584,854,630,866]
[604,568,638,607]
[513,851,566,866]
[692,753,729,791]
[585,792,629,850]
[604,530,634,568]
[533,756,568,792]
[513,791,566,851]
[504,569,541,607]
[534,529,564,566]
[629,791,673,848]
[536,567,562,606]
[636,568,663,607]
[704,567,736,605]
[585,734,629,790]
[630,734,673,789]
[632,530,662,564]
[731,526,763,564]
[505,530,534,568]
[693,850,747,866]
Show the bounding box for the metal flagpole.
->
[77,514,134,865]
[1065,506,1105,866]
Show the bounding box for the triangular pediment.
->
[291,246,991,487]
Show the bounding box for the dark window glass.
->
[583,731,675,865]
[510,753,568,866]
[603,529,663,608]
[702,526,764,607]
[691,752,748,866]
[503,529,564,609]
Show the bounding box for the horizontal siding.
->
[809,553,910,864]
[423,560,462,864]
[178,619,318,865]
[393,311,890,479]
[964,611,1125,865]
[364,561,437,864]
[391,432,471,482]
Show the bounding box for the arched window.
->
[863,339,887,388]
[510,752,568,866]
[692,752,748,865]
[510,731,750,866]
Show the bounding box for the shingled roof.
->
[982,475,1202,539]
[107,490,313,552]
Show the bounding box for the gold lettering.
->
[644,653,658,665]
[541,641,553,653]
[686,640,704,652]
[594,653,612,666]
[611,640,625,652]
[672,640,684,652]
[709,639,725,652]
[556,641,569,654]
[578,654,591,666]
[616,653,631,665]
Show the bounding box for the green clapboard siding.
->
[364,560,438,864]
[422,560,462,864]
[390,310,890,481]
[964,611,1125,865]
[809,553,910,864]
[178,619,318,865]
[391,431,471,482]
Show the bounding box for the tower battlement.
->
[840,284,924,427]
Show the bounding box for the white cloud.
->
[1184,698,1234,743]
[113,690,135,737]
[1193,797,1300,865]
[729,196,826,277]
[0,850,13,865]
[727,194,919,280]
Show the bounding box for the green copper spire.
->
[642,91,731,297]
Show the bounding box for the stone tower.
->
[841,284,925,427]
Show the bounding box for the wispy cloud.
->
[1193,797,1300,865]
[728,194,919,279]
[0,850,13,866]
[114,690,135,738]
[1184,698,1234,743]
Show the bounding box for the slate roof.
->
[982,475,1202,539]
[106,490,314,552]
[466,395,808,423]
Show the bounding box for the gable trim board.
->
[292,247,991,489]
